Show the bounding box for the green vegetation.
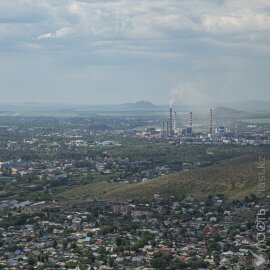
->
[105,141,261,165]
[60,155,270,201]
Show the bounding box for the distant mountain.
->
[120,100,158,110]
[225,100,270,111]
[214,106,246,118]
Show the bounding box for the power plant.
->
[163,106,216,141]
[142,105,269,147]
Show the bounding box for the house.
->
[132,256,145,264]
[155,247,173,256]
[112,205,132,215]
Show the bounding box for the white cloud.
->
[37,27,73,40]
[1,0,270,49]
[37,32,54,40]
[202,13,270,33]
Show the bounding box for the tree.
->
[28,256,36,266]
[52,239,57,248]
[108,257,114,267]
[116,236,123,246]
[151,253,171,269]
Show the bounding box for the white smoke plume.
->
[169,82,209,107]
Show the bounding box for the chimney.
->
[186,112,192,135]
[162,121,165,137]
[209,108,213,135]
[189,112,193,129]
[173,111,177,133]
[235,121,238,138]
[169,107,173,137]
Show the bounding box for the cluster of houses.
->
[0,194,268,269]
[0,154,179,188]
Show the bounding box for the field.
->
[241,118,270,124]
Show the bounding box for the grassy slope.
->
[60,155,270,201]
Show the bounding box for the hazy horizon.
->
[1,99,270,107]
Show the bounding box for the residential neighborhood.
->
[0,192,269,269]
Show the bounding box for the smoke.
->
[169,82,210,107]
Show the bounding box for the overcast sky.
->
[0,0,270,105]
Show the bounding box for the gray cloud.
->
[0,0,270,104]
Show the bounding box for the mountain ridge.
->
[120,100,158,109]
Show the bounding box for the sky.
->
[0,0,270,105]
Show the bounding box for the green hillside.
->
[59,155,270,201]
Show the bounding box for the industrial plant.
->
[147,106,270,147]
[162,106,214,139]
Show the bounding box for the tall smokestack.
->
[189,112,193,129]
[166,121,169,138]
[173,111,177,133]
[186,112,193,135]
[169,107,173,137]
[162,121,165,137]
[209,108,213,135]
[235,121,238,138]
